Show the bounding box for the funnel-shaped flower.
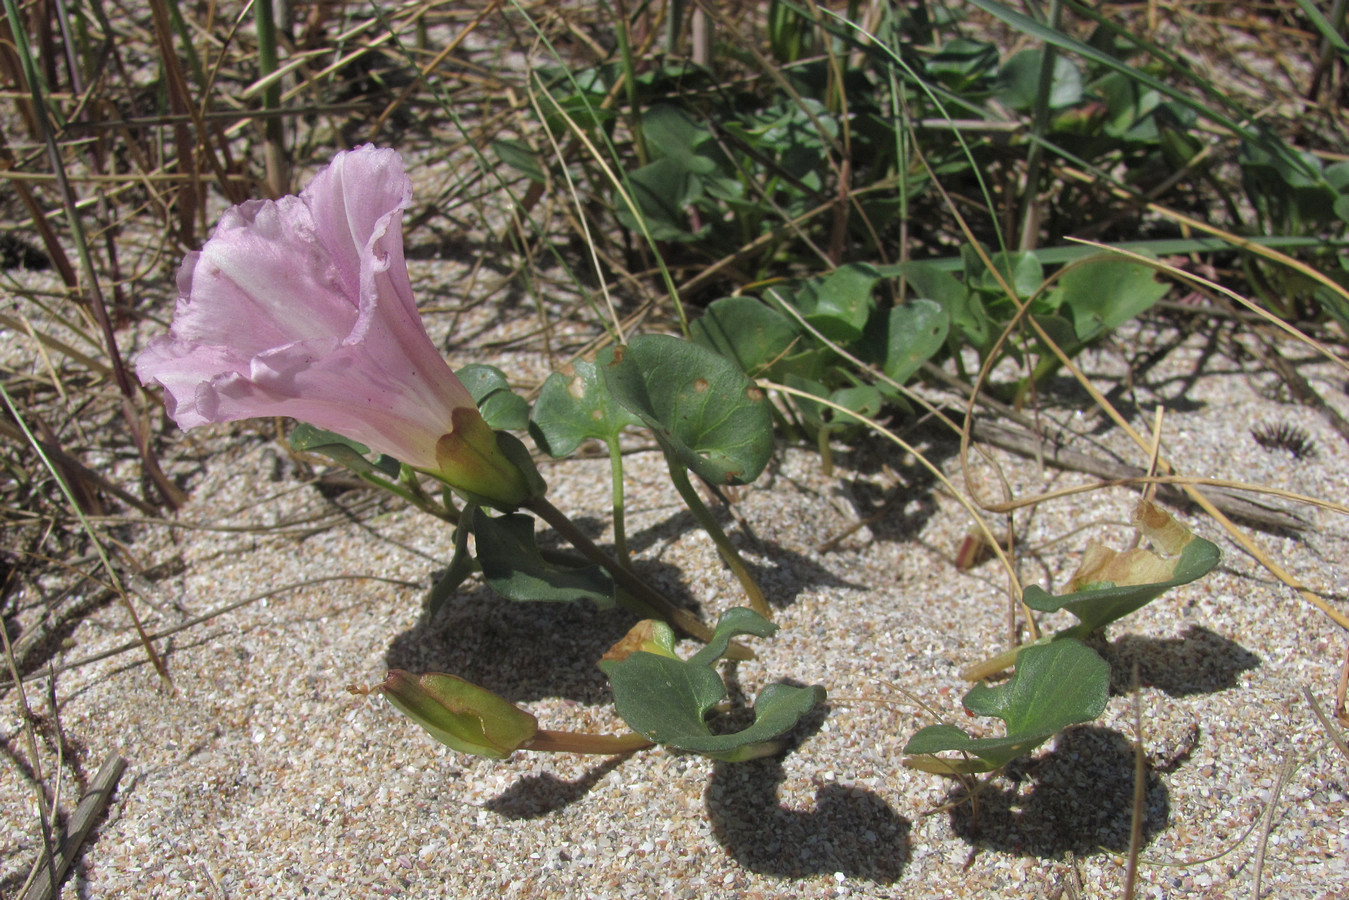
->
[137,145,536,506]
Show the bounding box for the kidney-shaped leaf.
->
[1023,500,1220,634]
[883,299,949,384]
[600,608,826,761]
[599,334,774,485]
[1050,255,1169,344]
[903,639,1109,774]
[456,363,530,431]
[996,49,1083,111]
[530,359,643,458]
[690,296,803,378]
[778,264,880,344]
[784,375,882,432]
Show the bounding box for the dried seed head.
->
[1250,422,1317,460]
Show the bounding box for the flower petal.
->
[137,145,480,472]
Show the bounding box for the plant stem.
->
[960,629,1079,682]
[524,496,755,658]
[607,437,630,564]
[255,0,288,196]
[664,464,770,619]
[1016,0,1063,251]
[523,729,653,755]
[961,644,1023,683]
[817,425,834,477]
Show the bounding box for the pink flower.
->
[138,145,536,506]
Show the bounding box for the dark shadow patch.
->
[836,467,941,546]
[384,508,709,705]
[706,758,911,882]
[384,583,642,706]
[1099,626,1261,697]
[0,232,50,270]
[706,703,910,882]
[625,508,865,609]
[485,755,629,819]
[945,724,1169,857]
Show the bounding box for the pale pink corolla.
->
[138,146,483,469]
[138,145,537,506]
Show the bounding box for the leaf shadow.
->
[382,512,714,705]
[626,508,866,609]
[944,724,1170,857]
[382,582,643,706]
[1096,625,1262,697]
[484,755,630,820]
[704,703,911,883]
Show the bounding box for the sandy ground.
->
[2,287,1348,898]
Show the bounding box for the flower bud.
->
[370,670,538,759]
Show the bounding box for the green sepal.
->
[433,414,546,511]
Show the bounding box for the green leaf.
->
[289,423,400,478]
[598,334,774,486]
[903,640,1109,774]
[536,87,615,140]
[967,0,1307,174]
[472,508,615,607]
[619,156,705,241]
[784,375,881,432]
[927,38,1000,90]
[900,261,990,348]
[996,49,1083,111]
[600,608,827,761]
[641,104,717,174]
[690,296,803,379]
[529,359,642,458]
[882,300,949,384]
[778,264,880,344]
[377,670,538,759]
[970,249,1044,300]
[1050,255,1170,344]
[491,138,546,183]
[1022,501,1220,634]
[455,363,530,431]
[1031,313,1078,353]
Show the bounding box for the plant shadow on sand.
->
[943,725,1169,857]
[485,755,632,819]
[704,700,912,883]
[1097,625,1262,697]
[382,501,874,707]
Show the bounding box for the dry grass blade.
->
[1251,753,1297,898]
[0,383,172,686]
[17,752,126,900]
[0,0,1344,894]
[1303,687,1349,764]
